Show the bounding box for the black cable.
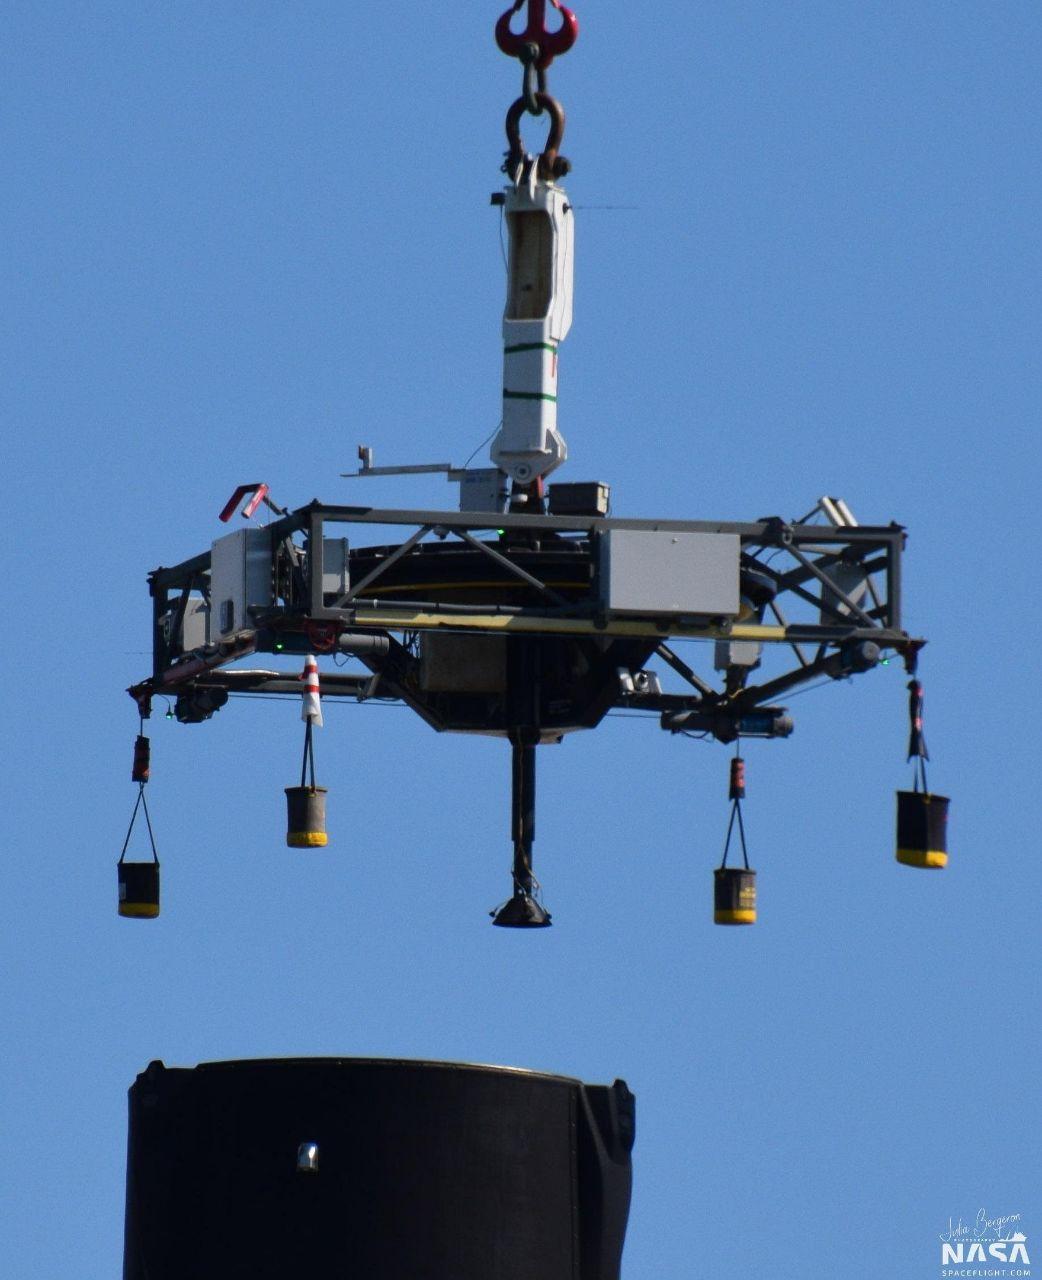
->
[139,788,159,863]
[300,719,316,790]
[120,785,159,864]
[119,788,144,863]
[734,801,750,871]
[463,419,503,470]
[914,754,929,794]
[720,802,738,870]
[226,694,406,707]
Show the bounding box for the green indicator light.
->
[275,641,284,651]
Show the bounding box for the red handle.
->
[219,483,270,523]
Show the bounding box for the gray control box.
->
[548,481,610,516]
[210,528,273,640]
[322,537,350,598]
[599,530,740,617]
[457,468,509,514]
[715,638,761,670]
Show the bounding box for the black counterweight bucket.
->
[285,786,328,848]
[714,867,756,925]
[895,790,949,868]
[123,1057,635,1280]
[118,861,160,919]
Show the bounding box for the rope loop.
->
[119,784,160,865]
[301,719,317,790]
[719,748,750,870]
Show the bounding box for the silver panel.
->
[714,639,762,670]
[818,561,869,623]
[160,596,210,653]
[181,597,210,651]
[210,529,273,640]
[322,538,350,597]
[457,469,509,514]
[600,530,740,617]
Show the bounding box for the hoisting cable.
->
[121,716,159,865]
[300,717,317,791]
[719,749,750,872]
[714,742,758,924]
[907,677,929,794]
[895,653,949,871]
[285,653,329,850]
[299,653,322,790]
[119,783,159,867]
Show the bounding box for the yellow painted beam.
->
[340,607,788,642]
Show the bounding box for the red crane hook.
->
[495,0,578,70]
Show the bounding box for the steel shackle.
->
[505,92,568,180]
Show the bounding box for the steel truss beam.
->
[132,502,920,726]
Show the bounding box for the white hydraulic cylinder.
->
[491,177,574,484]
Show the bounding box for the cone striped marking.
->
[301,654,323,726]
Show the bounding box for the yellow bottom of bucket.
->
[896,847,947,869]
[119,901,160,918]
[287,831,328,848]
[714,908,756,925]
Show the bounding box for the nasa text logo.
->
[940,1209,1031,1277]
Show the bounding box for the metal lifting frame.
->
[136,501,915,722]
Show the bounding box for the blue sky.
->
[3,3,1039,1276]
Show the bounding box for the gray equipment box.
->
[322,538,350,598]
[548,481,610,517]
[715,638,761,671]
[457,469,509,514]
[210,528,273,640]
[599,530,740,617]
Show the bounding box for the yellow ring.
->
[287,831,329,848]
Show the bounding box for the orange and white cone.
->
[301,654,323,727]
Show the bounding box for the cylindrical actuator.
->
[123,1057,635,1280]
[492,179,574,484]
